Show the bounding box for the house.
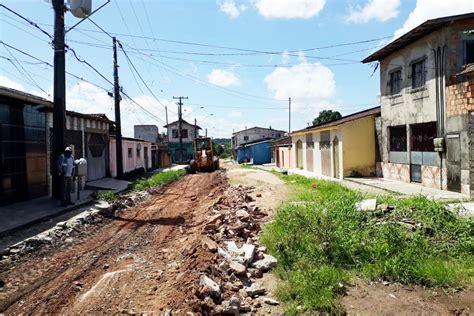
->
[163,119,201,162]
[134,125,171,169]
[272,136,292,169]
[0,86,112,206]
[109,136,152,177]
[236,139,274,165]
[290,107,381,179]
[362,13,474,195]
[232,127,286,154]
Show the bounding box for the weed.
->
[261,174,474,313]
[131,169,186,191]
[240,164,254,169]
[95,190,117,202]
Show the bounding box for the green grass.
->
[96,190,117,202]
[240,164,254,169]
[260,174,474,314]
[131,169,186,191]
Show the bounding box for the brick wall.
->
[447,78,474,117]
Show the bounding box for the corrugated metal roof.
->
[291,106,380,135]
[457,64,474,76]
[363,13,474,63]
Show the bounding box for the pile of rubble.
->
[1,191,150,261]
[196,185,280,314]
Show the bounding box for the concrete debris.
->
[251,254,278,271]
[356,199,377,211]
[263,297,280,305]
[199,275,221,298]
[195,184,279,314]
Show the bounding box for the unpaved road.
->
[1,172,225,314]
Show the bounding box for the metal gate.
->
[446,134,461,192]
[296,140,303,168]
[320,131,331,177]
[306,134,314,172]
[333,136,340,179]
[86,133,106,181]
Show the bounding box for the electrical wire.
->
[0,4,52,40]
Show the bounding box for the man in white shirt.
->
[57,146,75,206]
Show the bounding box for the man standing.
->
[57,146,75,206]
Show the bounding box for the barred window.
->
[389,69,402,95]
[389,126,407,152]
[411,59,426,88]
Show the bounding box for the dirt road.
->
[1,172,226,314]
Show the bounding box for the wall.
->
[134,125,158,143]
[341,115,377,177]
[232,127,285,149]
[275,146,292,169]
[249,142,272,164]
[110,138,152,177]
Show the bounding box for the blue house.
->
[236,139,273,165]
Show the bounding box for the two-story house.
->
[363,13,474,196]
[232,126,285,154]
[164,119,201,162]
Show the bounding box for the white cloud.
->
[255,0,325,19]
[227,110,242,118]
[281,51,290,64]
[218,0,247,18]
[394,0,474,38]
[0,75,27,91]
[264,61,337,112]
[207,69,241,87]
[347,0,400,23]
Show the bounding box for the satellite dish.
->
[68,0,92,18]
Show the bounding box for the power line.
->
[0,4,52,40]
[66,45,114,86]
[118,42,168,110]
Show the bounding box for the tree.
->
[312,110,342,126]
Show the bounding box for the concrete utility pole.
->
[52,0,66,199]
[288,97,291,134]
[165,105,170,151]
[113,37,123,179]
[173,96,188,163]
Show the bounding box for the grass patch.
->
[260,174,474,313]
[131,169,186,191]
[240,164,254,169]
[96,190,117,202]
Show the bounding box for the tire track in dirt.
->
[1,172,225,314]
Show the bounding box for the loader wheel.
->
[189,160,197,174]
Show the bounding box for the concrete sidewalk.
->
[345,177,469,201]
[0,189,94,236]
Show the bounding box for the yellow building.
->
[290,107,381,179]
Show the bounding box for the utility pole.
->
[165,105,170,149]
[113,37,123,179]
[205,128,208,137]
[51,0,66,199]
[288,97,291,134]
[194,118,198,139]
[173,96,188,163]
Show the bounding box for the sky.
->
[1,0,473,138]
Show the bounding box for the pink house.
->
[110,136,152,177]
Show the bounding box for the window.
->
[307,141,314,150]
[243,135,249,141]
[411,122,436,152]
[389,126,407,152]
[277,133,281,138]
[181,129,188,138]
[128,148,133,158]
[172,129,179,139]
[464,40,474,65]
[136,146,140,158]
[411,59,426,89]
[389,69,402,95]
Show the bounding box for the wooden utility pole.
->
[288,97,291,134]
[52,0,66,199]
[173,96,188,163]
[194,118,198,139]
[113,37,123,179]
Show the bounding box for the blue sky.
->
[1,0,473,137]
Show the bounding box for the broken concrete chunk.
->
[201,236,218,252]
[199,275,221,298]
[355,199,377,211]
[206,213,224,226]
[218,261,230,274]
[263,297,280,305]
[251,254,278,271]
[236,209,250,221]
[241,243,256,263]
[244,283,266,296]
[229,261,246,275]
